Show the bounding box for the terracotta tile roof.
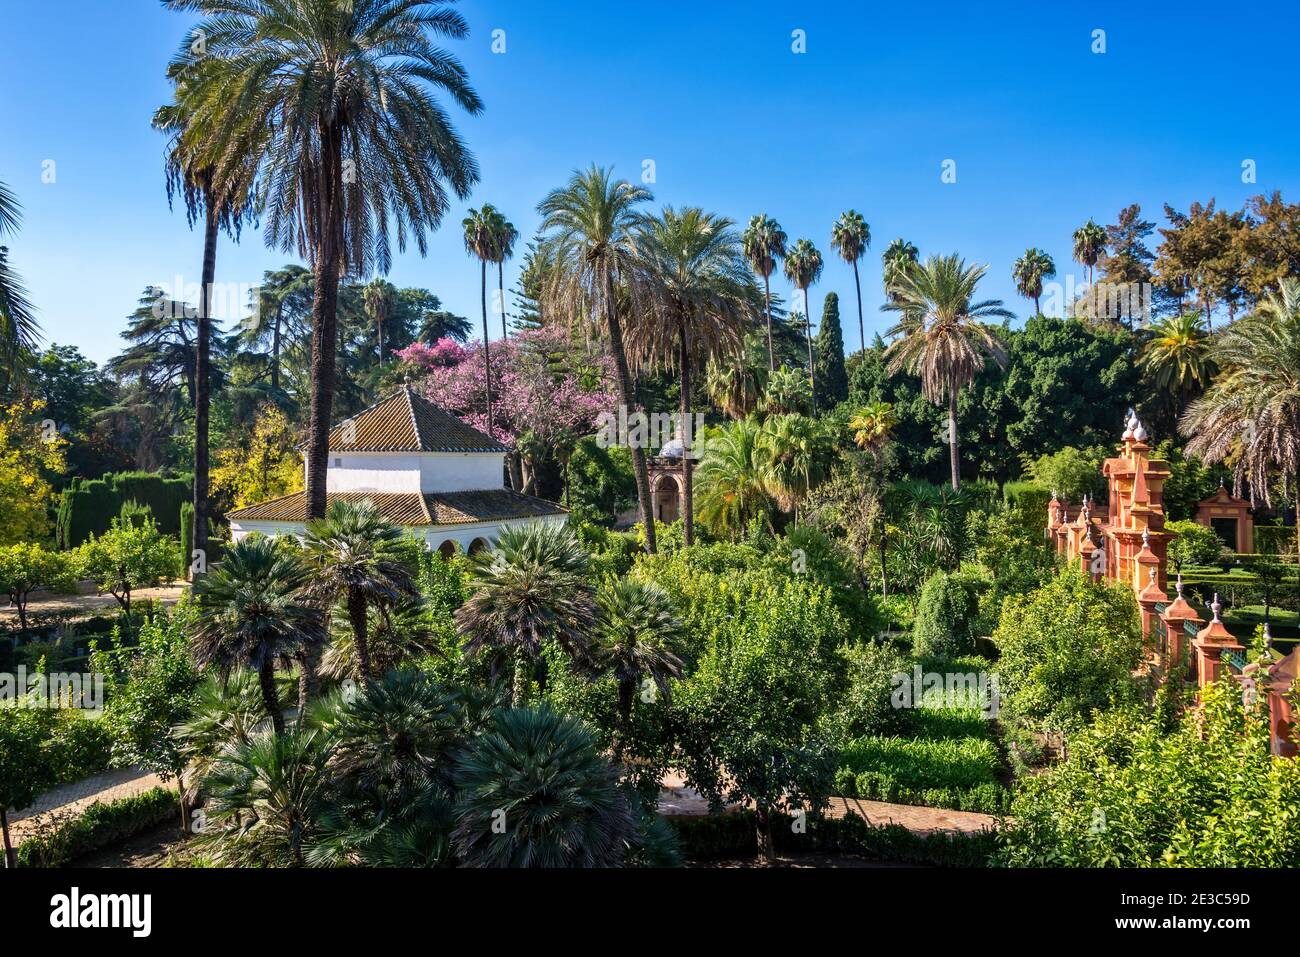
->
[227,490,566,526]
[323,386,509,453]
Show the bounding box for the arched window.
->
[468,537,490,556]
[437,539,458,560]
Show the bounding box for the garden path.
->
[8,766,167,844]
[658,771,997,835]
[0,584,188,623]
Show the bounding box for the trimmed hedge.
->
[16,786,179,867]
[668,810,997,867]
[833,768,1011,815]
[56,472,191,549]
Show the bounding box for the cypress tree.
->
[815,292,848,408]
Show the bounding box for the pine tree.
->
[814,292,848,408]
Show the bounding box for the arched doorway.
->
[654,474,680,523]
[437,539,458,560]
[468,537,490,557]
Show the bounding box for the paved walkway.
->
[658,771,997,834]
[0,584,188,623]
[8,767,168,844]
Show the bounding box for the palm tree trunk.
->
[947,389,960,490]
[614,678,634,759]
[193,184,219,580]
[852,260,865,354]
[1033,293,1041,315]
[348,590,371,681]
[679,321,694,546]
[481,259,493,432]
[176,769,189,836]
[298,645,321,713]
[605,270,657,554]
[804,287,817,412]
[0,808,12,869]
[259,660,284,737]
[305,120,344,522]
[498,261,508,340]
[763,272,775,371]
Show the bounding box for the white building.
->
[228,385,567,554]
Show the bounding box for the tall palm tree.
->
[783,239,824,411]
[0,179,41,389]
[463,205,499,431]
[759,366,813,417]
[694,417,775,538]
[704,336,767,420]
[1182,278,1300,559]
[165,0,482,522]
[882,254,1012,489]
[490,208,518,340]
[362,277,395,369]
[454,523,597,703]
[1072,219,1107,287]
[190,536,324,736]
[302,500,419,683]
[1012,247,1056,315]
[881,238,920,302]
[155,89,257,578]
[757,413,831,522]
[630,207,758,545]
[743,214,788,371]
[1141,312,1213,406]
[832,210,871,354]
[592,579,686,757]
[451,705,634,868]
[536,165,658,552]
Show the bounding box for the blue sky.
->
[2,0,1297,365]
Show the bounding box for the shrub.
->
[912,571,978,659]
[838,733,1002,792]
[835,640,910,738]
[16,787,179,867]
[993,568,1144,733]
[75,516,182,618]
[56,471,190,549]
[0,542,77,630]
[1166,518,1225,570]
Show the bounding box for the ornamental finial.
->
[1211,593,1223,622]
[1176,573,1185,599]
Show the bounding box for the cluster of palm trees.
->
[462,204,518,430]
[185,510,687,865]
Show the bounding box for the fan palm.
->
[1141,312,1213,405]
[320,596,441,681]
[0,179,41,389]
[881,238,920,302]
[695,417,775,538]
[759,365,814,417]
[454,523,597,703]
[536,165,658,552]
[196,727,334,866]
[783,239,824,410]
[743,214,788,370]
[629,207,758,545]
[1182,279,1300,559]
[463,205,500,431]
[882,254,1012,489]
[848,401,899,453]
[176,671,270,787]
[451,704,634,867]
[243,264,312,393]
[164,0,482,521]
[832,210,871,354]
[1012,247,1056,315]
[490,208,518,340]
[190,536,324,736]
[302,500,420,683]
[592,579,686,757]
[704,336,767,420]
[757,413,831,522]
[1072,219,1107,286]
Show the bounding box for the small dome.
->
[659,438,685,458]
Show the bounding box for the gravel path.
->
[9,767,168,844]
[0,583,188,623]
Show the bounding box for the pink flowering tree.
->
[407,327,617,494]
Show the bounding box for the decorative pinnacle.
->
[1263,622,1273,650]
[1176,573,1185,599]
[1149,566,1157,585]
[1142,526,1150,548]
[1211,593,1223,622]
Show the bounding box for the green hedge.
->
[668,810,997,867]
[56,472,191,549]
[833,768,1011,815]
[16,787,179,867]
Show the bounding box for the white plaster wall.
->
[231,513,567,552]
[418,453,505,493]
[299,451,505,493]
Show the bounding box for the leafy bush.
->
[836,771,1010,815]
[998,682,1300,866]
[912,571,978,659]
[1023,446,1107,502]
[993,568,1144,733]
[838,733,1002,792]
[834,640,910,738]
[1166,519,1224,570]
[16,787,179,867]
